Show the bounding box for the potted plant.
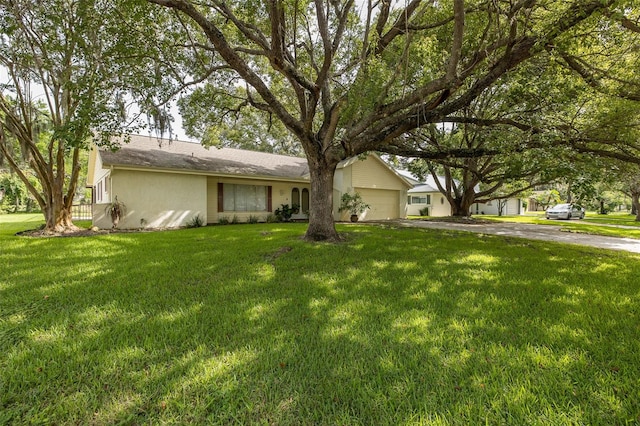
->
[104,196,126,228]
[338,192,370,222]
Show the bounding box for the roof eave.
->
[103,163,311,183]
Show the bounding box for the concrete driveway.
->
[393,219,640,254]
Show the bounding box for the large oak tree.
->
[145,0,627,241]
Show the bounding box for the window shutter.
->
[267,186,272,212]
[217,183,224,212]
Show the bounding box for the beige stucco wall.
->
[407,192,455,216]
[87,147,111,204]
[350,157,407,191]
[472,198,523,216]
[94,169,207,229]
[407,194,432,216]
[430,193,451,217]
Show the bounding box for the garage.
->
[355,188,399,220]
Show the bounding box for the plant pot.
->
[350,214,359,222]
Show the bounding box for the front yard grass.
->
[1,215,639,424]
[482,214,640,239]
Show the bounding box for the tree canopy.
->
[0,0,197,231]
[143,0,639,241]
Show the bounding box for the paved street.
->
[393,219,640,254]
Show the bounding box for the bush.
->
[265,213,278,223]
[230,215,240,224]
[186,214,204,228]
[247,215,259,224]
[274,204,299,222]
[218,216,230,225]
[419,207,429,216]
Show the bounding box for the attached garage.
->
[333,153,412,221]
[355,188,399,220]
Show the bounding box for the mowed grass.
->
[483,213,640,239]
[584,214,640,227]
[1,215,639,425]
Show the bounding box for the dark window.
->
[291,188,300,207]
[301,188,309,212]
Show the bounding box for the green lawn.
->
[480,213,640,239]
[1,214,639,424]
[583,213,640,227]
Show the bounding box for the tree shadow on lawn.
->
[1,224,639,424]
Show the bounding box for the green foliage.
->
[139,0,639,240]
[338,192,370,215]
[178,86,303,156]
[534,190,562,210]
[419,206,430,216]
[218,215,230,225]
[274,203,299,222]
[0,0,185,230]
[0,174,26,211]
[246,214,260,224]
[186,214,204,228]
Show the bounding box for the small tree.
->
[0,0,183,232]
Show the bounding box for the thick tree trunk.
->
[41,182,78,233]
[632,193,640,222]
[304,159,340,242]
[450,196,474,217]
[43,202,76,232]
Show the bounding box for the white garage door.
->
[355,188,399,220]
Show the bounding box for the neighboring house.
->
[405,176,454,217]
[87,135,412,229]
[400,171,524,216]
[470,198,524,216]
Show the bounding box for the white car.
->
[545,203,585,220]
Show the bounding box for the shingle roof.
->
[408,183,439,193]
[407,175,480,193]
[99,135,310,179]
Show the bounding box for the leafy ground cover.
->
[1,214,639,424]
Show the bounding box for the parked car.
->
[545,203,585,220]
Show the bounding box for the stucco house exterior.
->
[401,172,524,217]
[87,135,412,229]
[407,182,451,217]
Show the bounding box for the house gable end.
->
[348,155,412,191]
